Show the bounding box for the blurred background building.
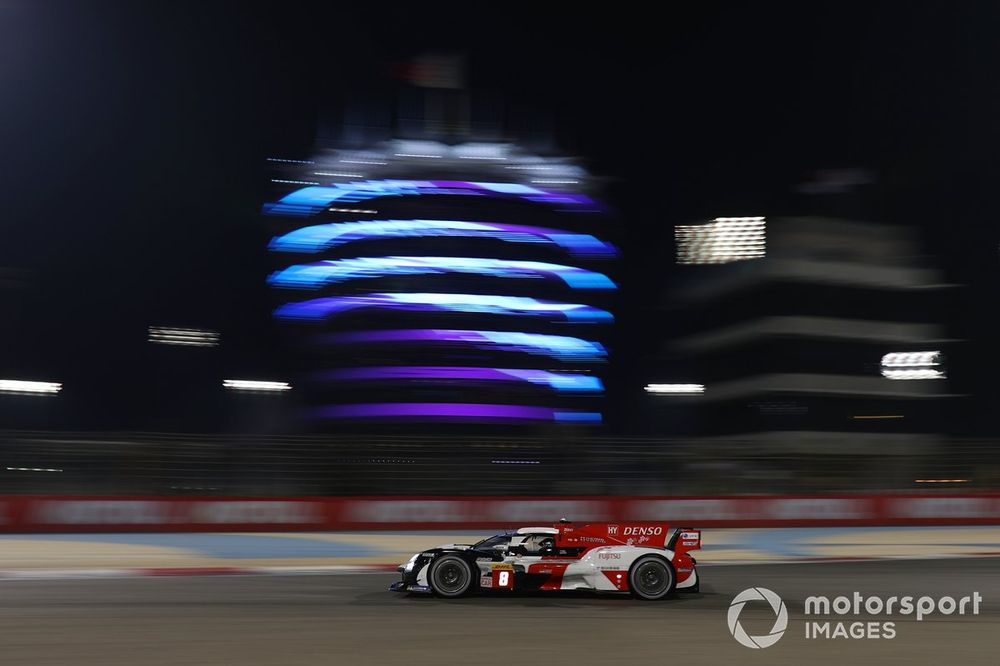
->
[645,215,963,487]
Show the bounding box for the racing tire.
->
[628,556,675,600]
[428,555,475,598]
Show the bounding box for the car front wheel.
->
[429,555,474,598]
[628,556,674,600]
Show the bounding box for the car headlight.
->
[403,554,419,572]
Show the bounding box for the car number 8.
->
[492,568,513,589]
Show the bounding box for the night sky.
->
[2,2,999,432]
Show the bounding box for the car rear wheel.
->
[429,555,474,598]
[628,556,674,600]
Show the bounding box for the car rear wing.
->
[667,527,702,554]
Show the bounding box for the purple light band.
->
[312,366,603,392]
[268,219,617,257]
[268,256,616,290]
[275,293,613,323]
[263,180,600,217]
[314,402,602,423]
[315,329,607,362]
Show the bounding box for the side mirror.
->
[492,544,507,553]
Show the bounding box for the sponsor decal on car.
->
[480,576,492,588]
[623,526,662,536]
[598,552,621,559]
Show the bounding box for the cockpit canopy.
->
[474,528,557,555]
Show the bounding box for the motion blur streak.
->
[221,380,291,392]
[261,180,597,217]
[147,326,220,347]
[275,293,614,322]
[268,219,617,257]
[314,402,602,423]
[881,351,945,379]
[311,366,604,392]
[316,329,608,361]
[881,351,942,367]
[644,383,705,394]
[0,561,997,666]
[6,466,62,472]
[268,256,617,290]
[882,369,946,380]
[675,216,766,264]
[0,380,62,395]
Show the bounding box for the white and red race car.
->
[389,521,701,600]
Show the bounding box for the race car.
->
[389,520,700,600]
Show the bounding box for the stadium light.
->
[881,369,945,380]
[675,217,766,264]
[6,467,62,472]
[0,380,62,395]
[880,351,941,367]
[880,351,944,379]
[644,383,705,395]
[223,380,291,392]
[149,326,219,347]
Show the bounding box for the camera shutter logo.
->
[728,587,788,649]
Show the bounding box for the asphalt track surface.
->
[1,559,998,666]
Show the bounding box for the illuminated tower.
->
[263,141,617,428]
